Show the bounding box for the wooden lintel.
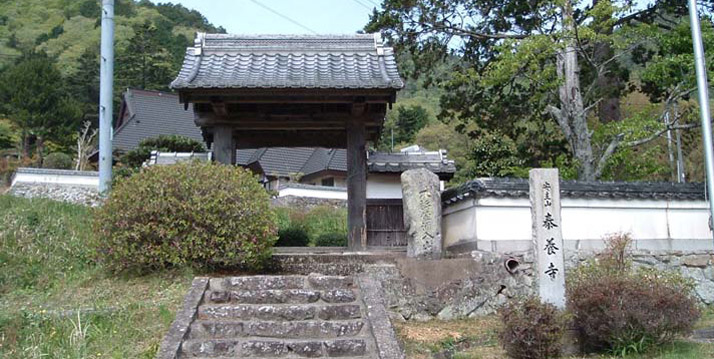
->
[194,111,384,127]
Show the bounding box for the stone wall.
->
[359,249,714,321]
[270,195,346,210]
[9,183,102,207]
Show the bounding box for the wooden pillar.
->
[213,125,235,164]
[346,117,367,250]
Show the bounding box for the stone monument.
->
[529,168,566,308]
[401,168,442,259]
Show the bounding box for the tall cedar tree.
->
[0,52,80,161]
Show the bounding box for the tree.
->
[116,21,175,91]
[367,0,708,180]
[0,52,81,161]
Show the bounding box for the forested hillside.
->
[0,0,223,170]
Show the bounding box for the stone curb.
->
[358,274,406,359]
[156,276,209,359]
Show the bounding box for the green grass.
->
[0,195,194,358]
[275,205,347,246]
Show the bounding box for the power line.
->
[351,0,373,11]
[363,0,380,7]
[247,0,318,34]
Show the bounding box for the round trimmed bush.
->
[499,296,565,359]
[315,233,347,247]
[43,152,73,169]
[94,161,277,272]
[276,226,310,247]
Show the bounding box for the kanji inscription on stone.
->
[529,168,566,309]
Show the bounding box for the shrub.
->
[303,205,347,239]
[567,233,700,356]
[42,152,73,169]
[499,296,565,359]
[121,134,205,168]
[315,233,347,247]
[276,226,310,247]
[93,161,277,272]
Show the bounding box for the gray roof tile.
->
[113,89,203,152]
[442,177,706,204]
[171,33,404,90]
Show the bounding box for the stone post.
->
[401,168,442,259]
[529,168,566,309]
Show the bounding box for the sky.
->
[148,0,379,35]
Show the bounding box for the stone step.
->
[197,304,363,322]
[206,289,357,305]
[181,338,368,357]
[209,274,355,292]
[189,320,365,339]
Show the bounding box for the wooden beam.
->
[346,117,367,250]
[234,130,348,148]
[211,100,228,118]
[213,125,235,164]
[194,111,385,127]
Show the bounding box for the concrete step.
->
[180,338,369,357]
[205,288,357,305]
[188,320,365,339]
[197,304,362,322]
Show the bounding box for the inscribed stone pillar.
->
[401,168,442,259]
[529,168,566,309]
[213,125,235,165]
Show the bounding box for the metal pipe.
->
[98,0,115,194]
[688,0,714,242]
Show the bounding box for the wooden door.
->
[366,199,406,247]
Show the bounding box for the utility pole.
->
[98,0,115,194]
[688,0,714,241]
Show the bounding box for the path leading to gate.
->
[157,274,404,359]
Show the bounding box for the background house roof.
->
[236,147,455,179]
[113,89,203,152]
[368,150,456,179]
[442,177,706,204]
[170,33,404,90]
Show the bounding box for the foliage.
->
[276,226,310,247]
[274,205,348,246]
[0,195,193,358]
[382,104,430,147]
[463,129,527,178]
[94,161,277,272]
[314,233,348,247]
[42,152,73,170]
[0,119,17,150]
[567,233,700,355]
[0,51,81,158]
[120,134,206,168]
[116,20,176,91]
[366,0,703,181]
[498,296,565,359]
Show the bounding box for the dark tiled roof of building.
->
[442,177,706,204]
[236,147,455,178]
[113,89,203,152]
[170,33,404,90]
[368,150,456,178]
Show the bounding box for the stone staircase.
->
[160,274,401,359]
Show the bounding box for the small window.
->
[321,177,334,187]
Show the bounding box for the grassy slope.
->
[0,195,193,358]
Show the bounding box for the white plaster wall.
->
[278,187,347,200]
[366,173,403,199]
[443,197,713,253]
[11,171,99,187]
